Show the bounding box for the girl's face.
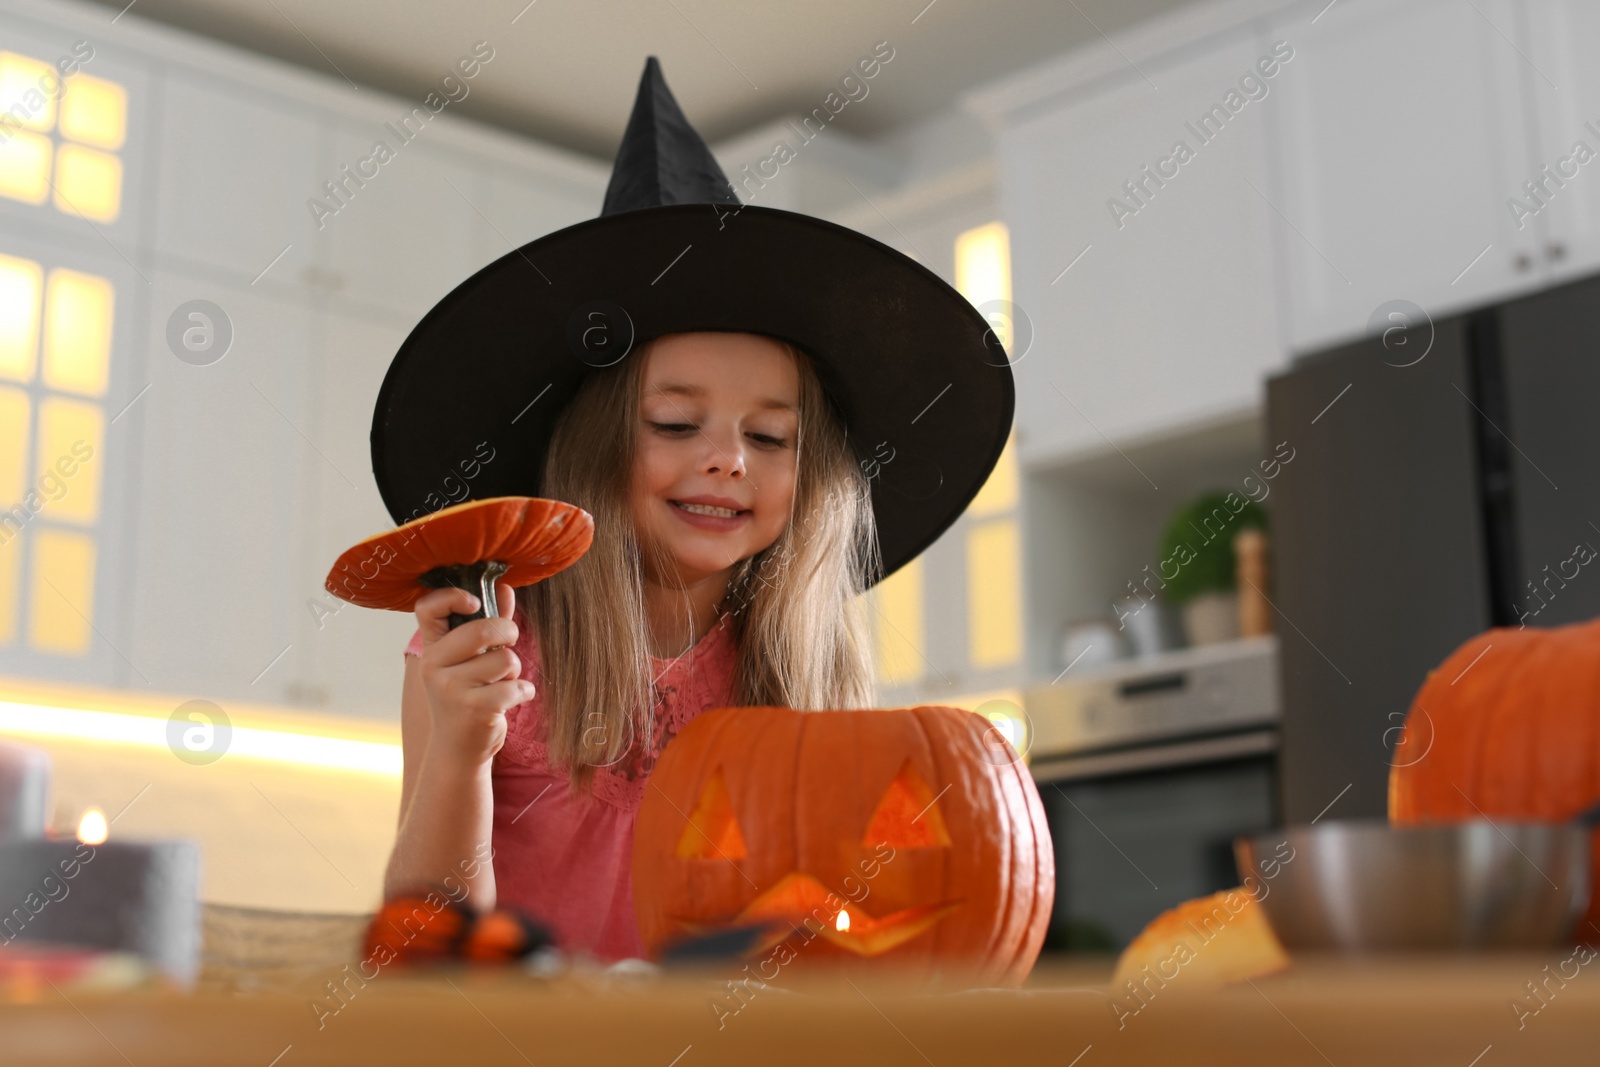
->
[630,332,801,588]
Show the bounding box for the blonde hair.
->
[517,333,878,793]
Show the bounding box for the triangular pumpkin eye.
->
[675,766,748,859]
[862,760,951,849]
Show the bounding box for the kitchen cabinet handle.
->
[300,266,347,291]
[1547,242,1567,262]
[1514,253,1533,272]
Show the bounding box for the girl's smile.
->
[669,495,752,530]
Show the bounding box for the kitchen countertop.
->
[2,954,1597,1065]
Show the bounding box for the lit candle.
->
[76,807,108,846]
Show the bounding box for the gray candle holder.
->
[0,740,49,845]
[0,838,202,987]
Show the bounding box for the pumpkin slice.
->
[324,496,593,627]
[1111,887,1289,992]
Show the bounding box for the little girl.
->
[386,330,875,960]
[366,56,1013,962]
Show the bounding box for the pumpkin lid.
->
[323,496,593,612]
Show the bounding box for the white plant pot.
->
[1183,591,1239,646]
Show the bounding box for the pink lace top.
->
[403,607,737,961]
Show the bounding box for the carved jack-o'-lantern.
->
[632,705,1055,985]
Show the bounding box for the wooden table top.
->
[3,954,1597,1066]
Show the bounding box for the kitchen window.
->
[0,50,127,222]
[0,253,111,655]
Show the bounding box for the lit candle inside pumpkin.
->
[836,908,850,933]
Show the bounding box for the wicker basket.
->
[199,903,370,993]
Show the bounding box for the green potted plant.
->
[1156,491,1268,646]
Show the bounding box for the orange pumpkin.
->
[1388,617,1600,932]
[632,705,1054,986]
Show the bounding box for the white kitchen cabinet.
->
[1268,0,1542,351]
[292,309,414,719]
[321,124,487,324]
[993,27,1287,465]
[469,165,599,271]
[135,81,607,716]
[151,68,328,291]
[1517,0,1600,286]
[126,272,316,704]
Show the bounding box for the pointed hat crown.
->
[600,56,742,215]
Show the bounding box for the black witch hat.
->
[370,56,1014,582]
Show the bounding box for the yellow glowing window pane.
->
[35,397,101,526]
[0,53,58,133]
[955,221,1014,353]
[59,74,126,150]
[0,384,25,643]
[873,555,925,686]
[0,385,28,508]
[53,144,121,223]
[969,433,1018,517]
[0,521,18,645]
[967,519,1022,668]
[0,129,51,205]
[0,253,41,383]
[42,268,113,397]
[28,526,95,654]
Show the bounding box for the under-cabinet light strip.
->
[0,700,402,776]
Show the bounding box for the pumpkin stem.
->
[419,560,511,630]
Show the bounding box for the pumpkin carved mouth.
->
[680,872,962,957]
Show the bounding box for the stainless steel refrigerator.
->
[1265,271,1600,823]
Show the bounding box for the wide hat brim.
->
[370,202,1014,583]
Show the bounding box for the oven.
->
[1022,636,1281,954]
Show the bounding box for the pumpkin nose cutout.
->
[675,765,748,859]
[863,760,952,849]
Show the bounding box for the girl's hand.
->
[413,580,534,768]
